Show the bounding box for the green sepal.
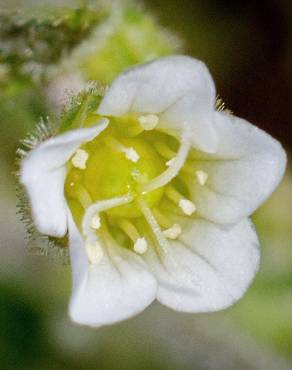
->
[59,84,105,133]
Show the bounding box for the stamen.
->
[134,238,148,254]
[196,170,208,185]
[138,199,169,254]
[140,200,194,289]
[166,186,196,216]
[179,199,196,216]
[105,137,140,163]
[125,147,140,163]
[138,114,159,130]
[90,214,101,230]
[154,141,176,160]
[75,184,92,209]
[85,241,103,264]
[71,149,89,169]
[118,219,140,241]
[141,122,191,193]
[165,186,182,203]
[151,209,182,240]
[180,162,198,176]
[163,224,182,239]
[152,208,172,228]
[118,219,148,254]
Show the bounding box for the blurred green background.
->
[0,0,291,369]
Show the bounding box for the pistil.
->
[82,194,134,247]
[141,124,191,193]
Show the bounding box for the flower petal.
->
[98,55,217,152]
[20,121,108,237]
[68,215,157,327]
[161,97,218,153]
[144,217,259,312]
[189,112,287,224]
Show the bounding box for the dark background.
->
[148,0,292,149]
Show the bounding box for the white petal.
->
[161,98,218,153]
[98,55,217,153]
[68,215,157,327]
[144,218,259,312]
[20,121,108,237]
[189,112,287,224]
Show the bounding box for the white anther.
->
[71,149,89,169]
[124,148,140,163]
[90,214,101,230]
[138,114,159,130]
[163,224,182,239]
[196,170,208,185]
[134,237,148,254]
[179,199,196,216]
[85,241,103,264]
[166,157,176,167]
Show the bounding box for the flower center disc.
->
[65,133,165,221]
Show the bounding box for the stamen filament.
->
[152,208,182,239]
[105,137,140,163]
[180,162,198,176]
[75,184,92,209]
[166,186,196,216]
[138,199,169,254]
[152,208,172,228]
[165,185,183,204]
[154,142,176,159]
[118,219,140,242]
[117,219,148,254]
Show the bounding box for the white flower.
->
[20,55,286,327]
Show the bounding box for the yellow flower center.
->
[66,135,164,218]
[64,114,206,262]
